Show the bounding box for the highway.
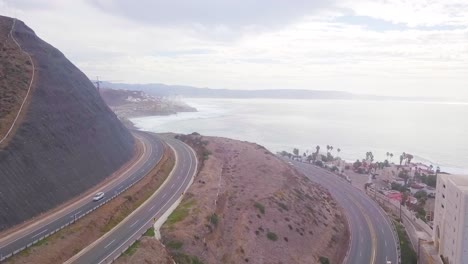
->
[0,131,164,262]
[292,161,399,264]
[66,135,197,264]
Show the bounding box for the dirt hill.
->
[160,135,349,264]
[0,18,33,138]
[0,16,135,231]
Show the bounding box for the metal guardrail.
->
[0,169,150,262]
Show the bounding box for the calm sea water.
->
[132,98,468,174]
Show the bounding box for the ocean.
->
[131,98,468,175]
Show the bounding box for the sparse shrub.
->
[203,150,212,160]
[172,253,204,264]
[209,213,218,226]
[266,232,278,241]
[166,240,183,250]
[319,256,330,264]
[276,202,288,211]
[254,202,265,214]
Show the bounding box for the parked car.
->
[93,192,105,201]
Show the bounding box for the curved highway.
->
[66,135,197,264]
[293,161,399,264]
[0,131,164,262]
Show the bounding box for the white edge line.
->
[96,137,197,264]
[64,136,172,263]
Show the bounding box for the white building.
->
[433,174,468,264]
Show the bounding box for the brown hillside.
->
[0,16,135,231]
[0,18,33,139]
[161,135,349,264]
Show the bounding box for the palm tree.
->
[390,153,394,160]
[315,146,320,161]
[293,148,299,156]
[406,154,414,165]
[337,148,341,156]
[326,145,330,153]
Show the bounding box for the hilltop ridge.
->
[0,16,135,231]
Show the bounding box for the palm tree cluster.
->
[385,152,394,160]
[365,151,374,162]
[399,152,414,165]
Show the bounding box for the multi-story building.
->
[433,174,468,264]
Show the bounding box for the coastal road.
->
[66,135,197,264]
[0,131,164,262]
[292,161,399,264]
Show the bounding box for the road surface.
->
[0,131,164,261]
[292,161,399,264]
[66,135,197,264]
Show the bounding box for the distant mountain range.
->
[101,82,451,102]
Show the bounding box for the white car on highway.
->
[93,192,105,201]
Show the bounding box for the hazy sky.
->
[1,0,467,98]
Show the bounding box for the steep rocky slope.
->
[160,135,348,264]
[0,16,135,231]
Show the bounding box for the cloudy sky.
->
[1,0,467,99]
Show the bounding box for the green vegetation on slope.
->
[394,221,417,264]
[172,253,204,264]
[123,240,140,256]
[166,240,184,250]
[165,199,196,226]
[144,227,155,237]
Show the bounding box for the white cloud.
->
[338,0,468,27]
[1,0,467,99]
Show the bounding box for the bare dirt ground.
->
[159,135,349,264]
[5,145,174,264]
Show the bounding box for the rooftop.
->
[441,174,468,192]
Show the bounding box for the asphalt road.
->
[292,161,399,264]
[0,131,164,262]
[66,135,197,264]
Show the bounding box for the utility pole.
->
[95,76,101,93]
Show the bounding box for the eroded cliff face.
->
[0,16,135,231]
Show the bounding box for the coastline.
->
[130,98,468,176]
